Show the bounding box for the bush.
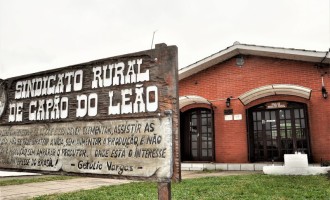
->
[321,160,330,167]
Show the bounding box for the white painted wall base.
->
[263,166,330,175]
[181,161,325,172]
[181,163,285,171]
[263,154,330,175]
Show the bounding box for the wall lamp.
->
[226,97,231,108]
[321,76,328,99]
[322,86,328,99]
[236,55,244,67]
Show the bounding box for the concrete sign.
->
[0,117,172,178]
[0,81,6,118]
[0,43,179,181]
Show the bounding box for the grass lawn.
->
[32,174,330,200]
[0,175,77,186]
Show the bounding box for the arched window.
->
[181,108,214,161]
[247,101,311,162]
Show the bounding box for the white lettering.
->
[65,72,74,92]
[74,70,83,91]
[55,74,65,94]
[34,78,43,97]
[29,101,37,121]
[16,102,23,122]
[47,75,56,95]
[60,97,69,119]
[108,85,158,115]
[88,93,98,116]
[15,81,22,99]
[8,103,16,122]
[134,86,145,113]
[113,62,125,86]
[14,70,84,100]
[103,64,114,87]
[37,99,45,120]
[121,89,132,114]
[42,76,49,95]
[136,59,149,82]
[125,60,136,84]
[92,67,102,88]
[76,95,88,117]
[45,98,54,120]
[108,91,120,115]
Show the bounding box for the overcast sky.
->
[0,0,329,79]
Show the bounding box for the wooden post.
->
[158,181,171,200]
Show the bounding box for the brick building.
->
[179,43,330,164]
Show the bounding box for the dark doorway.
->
[181,108,214,161]
[248,102,311,162]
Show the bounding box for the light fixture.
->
[321,76,328,99]
[226,97,231,108]
[322,86,328,99]
[236,55,244,67]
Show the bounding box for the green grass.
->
[0,175,77,186]
[32,174,330,200]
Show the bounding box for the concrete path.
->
[0,171,40,177]
[0,171,258,200]
[0,177,131,200]
[182,170,260,179]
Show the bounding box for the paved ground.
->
[181,170,260,179]
[0,177,131,200]
[0,171,40,178]
[0,171,259,200]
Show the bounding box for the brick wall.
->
[179,55,330,163]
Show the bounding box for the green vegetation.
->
[199,169,223,173]
[32,174,330,200]
[0,175,77,186]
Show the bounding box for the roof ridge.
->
[179,42,329,80]
[180,42,327,71]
